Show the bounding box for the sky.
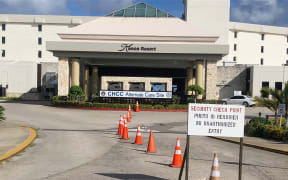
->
[0,0,287,27]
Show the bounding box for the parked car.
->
[222,95,255,107]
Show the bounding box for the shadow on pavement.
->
[1,100,52,106]
[192,157,288,170]
[146,161,170,167]
[96,173,168,180]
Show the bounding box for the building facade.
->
[0,0,287,100]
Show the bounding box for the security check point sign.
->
[188,104,245,137]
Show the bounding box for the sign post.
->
[179,103,245,180]
[278,104,286,128]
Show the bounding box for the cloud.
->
[0,0,68,14]
[231,0,284,25]
[72,0,135,15]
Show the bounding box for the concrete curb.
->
[0,125,37,162]
[210,137,288,156]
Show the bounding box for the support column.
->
[58,57,69,96]
[206,60,217,100]
[196,60,204,99]
[83,66,89,97]
[91,66,99,96]
[186,67,193,95]
[71,58,80,86]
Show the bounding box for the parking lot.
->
[0,101,287,180]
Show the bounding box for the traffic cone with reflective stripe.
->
[123,113,127,123]
[128,105,132,119]
[170,137,182,168]
[209,153,220,180]
[134,124,143,144]
[127,110,131,122]
[122,116,129,140]
[147,130,156,153]
[135,101,140,112]
[117,115,124,135]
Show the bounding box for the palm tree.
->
[0,105,5,121]
[255,83,288,126]
[188,84,204,102]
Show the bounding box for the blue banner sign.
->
[100,91,172,99]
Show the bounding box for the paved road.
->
[0,101,286,180]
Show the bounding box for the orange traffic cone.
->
[127,110,131,122]
[128,105,132,119]
[170,137,182,168]
[123,113,127,122]
[134,124,143,144]
[209,153,220,180]
[135,101,140,112]
[122,117,129,140]
[147,130,156,153]
[117,115,124,135]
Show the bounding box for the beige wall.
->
[101,76,172,91]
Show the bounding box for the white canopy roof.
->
[58,17,219,43]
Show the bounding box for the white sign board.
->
[234,91,242,96]
[278,104,286,116]
[187,104,245,137]
[100,91,172,99]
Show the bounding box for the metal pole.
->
[238,137,244,180]
[185,135,190,180]
[178,146,187,180]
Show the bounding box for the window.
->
[261,34,265,40]
[286,48,288,55]
[275,82,282,91]
[38,51,42,58]
[234,44,237,51]
[38,24,42,32]
[231,96,245,99]
[108,82,123,91]
[233,56,237,62]
[129,82,145,91]
[262,81,269,88]
[234,31,238,38]
[261,58,264,65]
[261,46,264,53]
[151,83,167,92]
[286,60,288,65]
[1,36,5,44]
[1,50,5,57]
[2,24,5,31]
[38,37,42,45]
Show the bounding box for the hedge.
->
[245,117,288,142]
[52,99,188,110]
[0,105,5,121]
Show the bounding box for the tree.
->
[0,105,5,121]
[255,83,288,126]
[68,86,86,101]
[188,84,204,100]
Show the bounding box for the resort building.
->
[0,0,287,100]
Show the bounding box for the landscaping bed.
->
[52,99,189,111]
[245,117,288,142]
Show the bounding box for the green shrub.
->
[203,100,219,104]
[153,105,165,109]
[282,131,288,142]
[68,86,85,101]
[172,95,181,104]
[0,105,5,121]
[139,104,153,109]
[167,104,188,110]
[250,117,271,125]
[187,97,195,103]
